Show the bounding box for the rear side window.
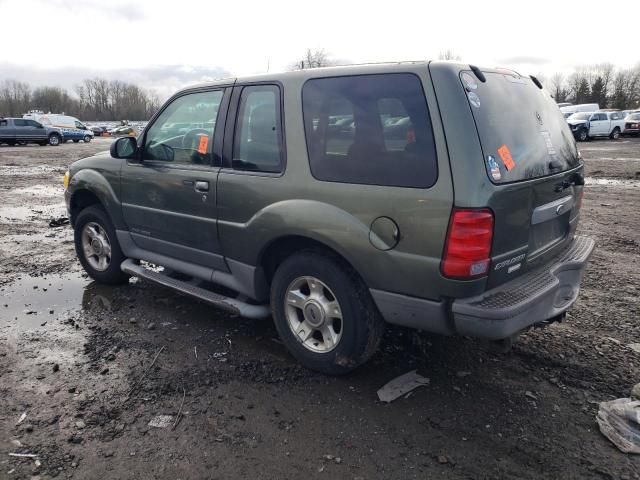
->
[13,119,26,127]
[0,120,8,127]
[232,85,284,173]
[302,73,437,188]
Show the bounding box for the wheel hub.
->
[303,300,325,327]
[284,276,343,353]
[91,238,104,255]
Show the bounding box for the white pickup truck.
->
[567,111,626,141]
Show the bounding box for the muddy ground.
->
[0,137,639,480]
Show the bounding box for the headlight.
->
[63,171,70,190]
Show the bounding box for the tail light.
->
[441,209,494,279]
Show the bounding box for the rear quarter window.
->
[302,73,437,188]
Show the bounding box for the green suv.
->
[64,61,594,374]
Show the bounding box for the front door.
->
[589,113,606,135]
[121,88,230,272]
[24,119,46,141]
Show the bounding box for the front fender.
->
[68,168,124,229]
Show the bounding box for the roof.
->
[176,60,441,94]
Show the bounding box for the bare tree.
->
[290,49,335,70]
[0,80,31,116]
[438,50,461,61]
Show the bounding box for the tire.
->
[37,141,47,146]
[74,205,130,285]
[6,140,16,146]
[609,128,621,140]
[577,128,589,142]
[73,139,80,143]
[270,251,384,375]
[83,135,92,143]
[48,133,61,146]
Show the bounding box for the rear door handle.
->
[194,180,209,192]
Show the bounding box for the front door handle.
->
[194,180,209,192]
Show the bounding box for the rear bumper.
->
[451,235,595,339]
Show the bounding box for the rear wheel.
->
[48,133,61,146]
[577,128,589,142]
[74,206,130,285]
[73,139,80,143]
[270,251,384,375]
[6,140,16,146]
[609,127,621,140]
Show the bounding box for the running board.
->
[120,259,271,319]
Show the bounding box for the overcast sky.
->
[0,0,637,99]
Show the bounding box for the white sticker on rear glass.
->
[486,155,501,181]
[461,72,478,91]
[467,92,481,108]
[540,130,557,156]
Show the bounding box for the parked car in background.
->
[23,113,94,143]
[567,111,625,141]
[109,125,138,137]
[0,117,62,146]
[63,61,594,374]
[560,103,600,119]
[623,112,640,136]
[90,126,105,136]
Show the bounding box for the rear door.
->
[12,119,28,141]
[121,87,231,272]
[452,68,584,288]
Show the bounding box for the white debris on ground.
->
[148,415,174,428]
[597,383,640,454]
[377,370,430,403]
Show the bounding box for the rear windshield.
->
[461,71,580,184]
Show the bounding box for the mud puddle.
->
[12,184,64,197]
[0,273,105,331]
[0,202,66,222]
[585,177,640,188]
[0,165,62,176]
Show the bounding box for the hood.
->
[567,119,588,126]
[69,150,112,173]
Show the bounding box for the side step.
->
[120,259,271,319]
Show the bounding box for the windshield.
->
[569,113,592,121]
[461,71,580,184]
[628,113,640,121]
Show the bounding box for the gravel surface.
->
[1,137,639,479]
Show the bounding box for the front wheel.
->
[577,128,589,142]
[74,206,130,285]
[270,251,384,375]
[610,128,621,140]
[48,133,61,146]
[83,135,92,143]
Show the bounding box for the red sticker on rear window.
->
[497,144,515,171]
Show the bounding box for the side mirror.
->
[111,136,138,159]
